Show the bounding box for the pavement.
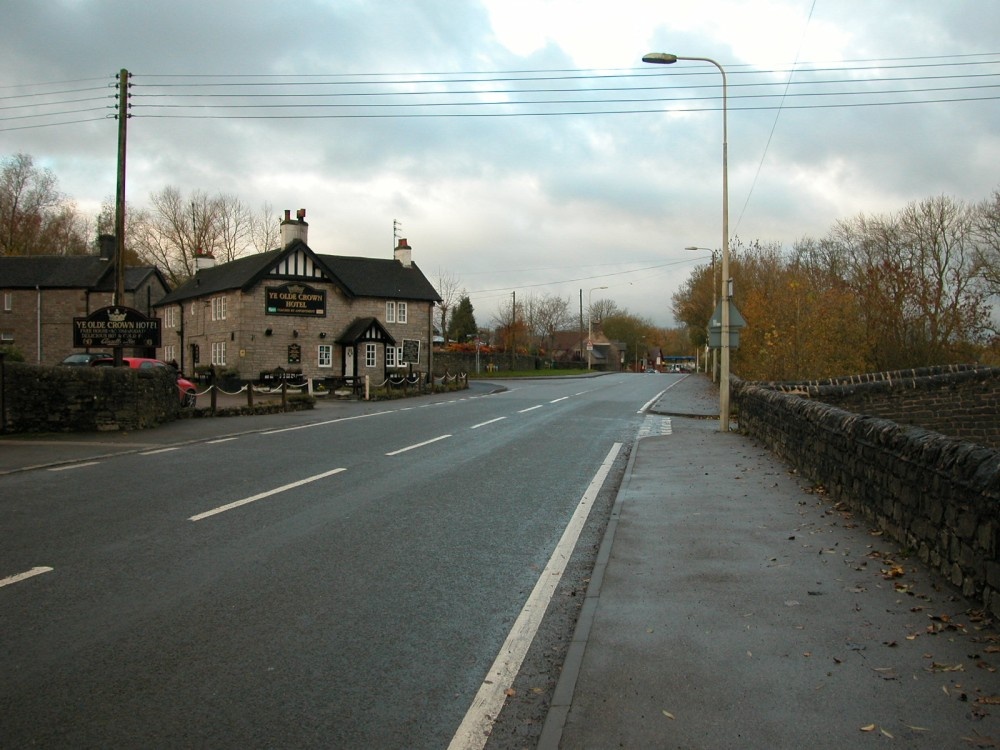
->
[5,376,1000,748]
[539,374,1000,749]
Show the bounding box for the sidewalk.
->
[540,374,1000,749]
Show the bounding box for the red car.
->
[93,357,197,408]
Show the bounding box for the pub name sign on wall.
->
[73,306,161,348]
[265,283,326,316]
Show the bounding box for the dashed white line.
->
[189,467,347,521]
[48,462,100,472]
[385,434,452,456]
[141,447,181,455]
[518,405,543,413]
[207,437,238,444]
[549,396,569,404]
[471,417,506,430]
[0,566,53,589]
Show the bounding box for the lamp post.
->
[686,246,718,380]
[587,285,608,370]
[644,52,730,431]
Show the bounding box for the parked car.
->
[59,352,111,366]
[92,357,197,408]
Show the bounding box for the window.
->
[0,331,13,342]
[163,345,176,363]
[386,345,398,368]
[163,307,177,328]
[2,292,11,312]
[211,341,227,366]
[318,344,332,368]
[385,301,396,323]
[211,296,227,321]
[365,343,377,368]
[397,302,407,323]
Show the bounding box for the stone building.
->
[0,236,170,365]
[153,210,442,382]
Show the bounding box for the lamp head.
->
[642,53,678,65]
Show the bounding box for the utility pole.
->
[114,68,130,307]
[510,291,516,371]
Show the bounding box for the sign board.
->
[265,283,326,316]
[401,338,420,364]
[73,306,161,348]
[708,299,747,349]
[287,343,302,364]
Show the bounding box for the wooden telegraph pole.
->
[113,69,130,365]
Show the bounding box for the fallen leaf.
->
[663,710,675,720]
[927,662,965,673]
[881,728,894,738]
[860,724,877,732]
[977,696,1000,705]
[504,688,516,697]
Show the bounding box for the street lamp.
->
[686,246,718,380]
[644,51,731,431]
[587,285,608,370]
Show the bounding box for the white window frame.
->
[2,292,11,312]
[0,331,13,342]
[386,345,400,368]
[163,345,176,363]
[163,307,177,328]
[397,301,407,323]
[211,296,227,321]
[318,344,332,368]
[365,342,377,368]
[385,301,396,323]
[211,341,227,366]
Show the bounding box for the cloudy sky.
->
[3,1,999,327]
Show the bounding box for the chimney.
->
[194,246,216,271]
[394,237,412,268]
[97,234,115,261]
[280,208,309,247]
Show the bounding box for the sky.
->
[3,1,999,329]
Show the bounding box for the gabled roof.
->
[336,317,397,346]
[155,239,441,306]
[0,255,159,292]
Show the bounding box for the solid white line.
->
[141,447,181,455]
[207,437,238,444]
[448,442,623,750]
[549,396,569,403]
[385,434,452,456]
[518,405,543,413]
[637,388,668,414]
[48,461,100,472]
[471,417,506,430]
[188,467,347,521]
[0,566,54,588]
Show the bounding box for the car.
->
[645,367,657,373]
[92,357,197,408]
[59,352,112,366]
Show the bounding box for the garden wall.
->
[1,361,180,433]
[732,367,1000,615]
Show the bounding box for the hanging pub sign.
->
[265,283,326,316]
[73,306,161,348]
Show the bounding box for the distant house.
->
[0,235,170,365]
[153,210,442,382]
[548,326,626,371]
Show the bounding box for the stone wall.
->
[732,368,1000,615]
[1,361,180,433]
[431,351,540,375]
[758,365,1000,450]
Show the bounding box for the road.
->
[0,373,677,749]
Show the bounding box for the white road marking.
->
[471,417,506,430]
[637,388,668,414]
[449,442,623,750]
[188,467,347,521]
[518,405,543,413]
[549,396,569,403]
[207,437,238,444]
[385,434,452,456]
[262,410,394,434]
[141,447,181,455]
[0,566,53,589]
[48,462,100,472]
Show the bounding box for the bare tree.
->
[0,153,88,256]
[248,201,279,253]
[435,269,463,341]
[974,189,1000,297]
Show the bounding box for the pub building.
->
[153,209,442,384]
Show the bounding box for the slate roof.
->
[0,255,162,292]
[156,240,441,306]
